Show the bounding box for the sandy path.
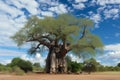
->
[0,74,120,80]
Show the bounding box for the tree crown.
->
[11,14,103,57]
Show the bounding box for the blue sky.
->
[0,0,120,66]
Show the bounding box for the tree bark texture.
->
[45,46,67,73]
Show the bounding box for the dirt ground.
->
[0,72,120,80]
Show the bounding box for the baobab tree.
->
[11,14,103,73]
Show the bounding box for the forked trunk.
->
[45,47,67,73]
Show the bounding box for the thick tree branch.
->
[26,36,51,48]
[41,35,53,42]
[39,40,51,48]
[34,43,41,50]
[79,26,87,39]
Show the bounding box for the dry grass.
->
[0,72,120,80]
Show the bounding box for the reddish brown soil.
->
[0,73,120,80]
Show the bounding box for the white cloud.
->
[90,14,101,23]
[0,1,24,18]
[38,0,68,14]
[0,1,28,49]
[5,0,39,15]
[19,0,39,15]
[97,50,120,66]
[97,43,120,66]
[0,59,12,65]
[104,8,119,19]
[75,0,88,3]
[37,0,59,6]
[72,3,85,9]
[0,49,25,57]
[89,13,101,28]
[108,51,120,59]
[69,54,83,63]
[90,1,120,24]
[96,0,120,6]
[97,6,106,13]
[105,43,120,51]
[41,11,54,16]
[72,0,87,9]
[49,4,68,14]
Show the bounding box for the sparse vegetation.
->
[9,57,33,73]
[0,57,120,75]
[33,63,44,72]
[12,66,25,75]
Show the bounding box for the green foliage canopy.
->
[11,14,103,57]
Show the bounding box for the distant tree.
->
[66,56,83,73]
[10,58,33,73]
[97,65,105,71]
[83,62,95,74]
[117,63,120,67]
[0,63,12,72]
[33,62,44,72]
[114,66,120,71]
[83,58,100,74]
[0,63,4,66]
[11,14,103,73]
[104,66,114,71]
[33,63,41,67]
[70,61,83,73]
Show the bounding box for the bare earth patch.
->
[0,72,120,80]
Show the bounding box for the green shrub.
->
[0,65,12,74]
[33,63,44,72]
[12,66,25,75]
[10,58,33,73]
[71,62,82,73]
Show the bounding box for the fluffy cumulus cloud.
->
[71,0,88,9]
[105,43,120,51]
[69,54,83,63]
[95,0,120,6]
[72,3,85,9]
[4,0,39,15]
[66,0,120,27]
[0,48,25,64]
[97,43,120,66]
[104,8,119,19]
[90,13,101,28]
[88,0,120,27]
[75,0,88,3]
[0,59,11,65]
[48,4,68,14]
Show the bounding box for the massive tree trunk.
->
[45,46,67,73]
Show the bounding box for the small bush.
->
[12,66,25,75]
[0,65,12,74]
[10,58,33,73]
